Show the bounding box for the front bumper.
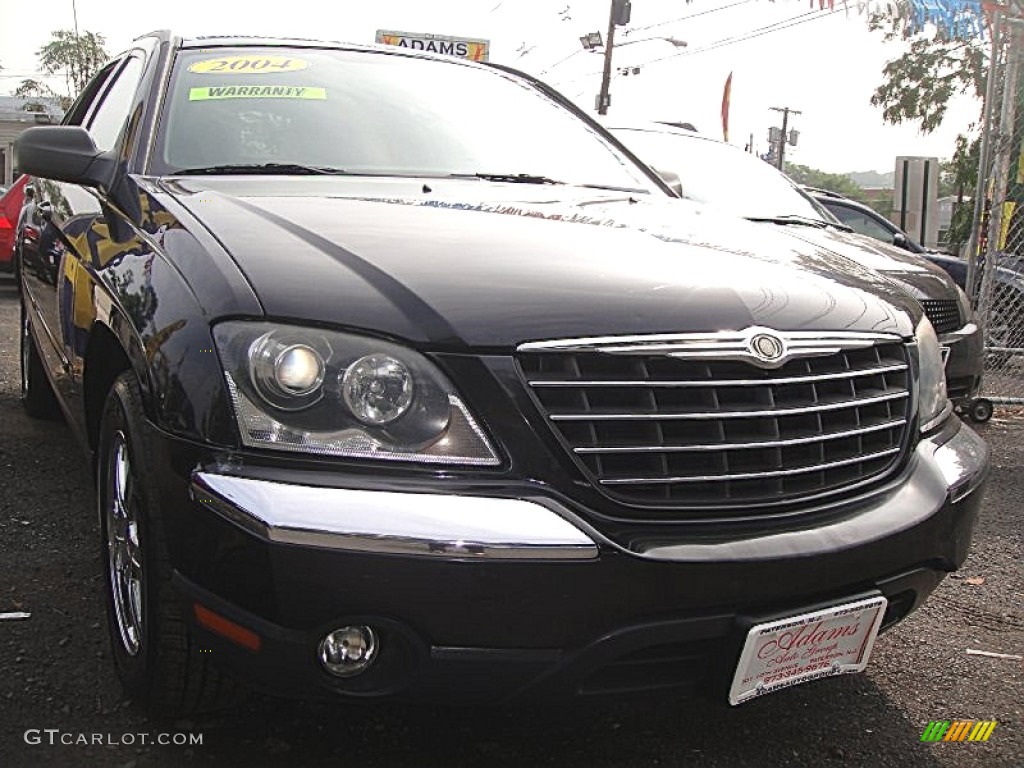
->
[161,419,988,704]
[940,322,983,404]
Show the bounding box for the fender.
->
[80,184,261,448]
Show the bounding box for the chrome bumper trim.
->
[932,421,990,503]
[190,473,599,560]
[939,322,979,341]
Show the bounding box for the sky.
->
[0,0,984,174]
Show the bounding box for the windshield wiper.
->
[450,173,649,194]
[746,215,832,229]
[577,183,648,194]
[453,172,565,185]
[171,163,350,176]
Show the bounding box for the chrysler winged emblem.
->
[749,332,786,363]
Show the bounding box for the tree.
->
[783,163,869,202]
[943,134,981,251]
[868,7,987,134]
[868,9,990,254]
[18,30,108,110]
[39,30,107,95]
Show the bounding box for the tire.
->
[968,398,994,424]
[97,371,239,715]
[20,300,62,420]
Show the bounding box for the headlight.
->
[214,322,499,465]
[915,317,949,432]
[954,284,973,323]
[249,332,326,410]
[342,354,415,425]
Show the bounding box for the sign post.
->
[894,156,940,248]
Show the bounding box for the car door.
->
[22,52,147,435]
[20,63,117,410]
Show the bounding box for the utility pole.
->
[770,106,801,170]
[597,0,631,115]
[597,2,618,115]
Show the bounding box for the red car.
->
[0,175,28,274]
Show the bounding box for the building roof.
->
[0,95,64,123]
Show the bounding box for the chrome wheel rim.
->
[106,431,144,656]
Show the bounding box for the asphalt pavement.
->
[0,274,1021,768]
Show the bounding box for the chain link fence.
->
[965,5,1024,418]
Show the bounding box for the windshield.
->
[152,47,656,191]
[610,127,833,221]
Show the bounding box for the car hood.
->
[777,225,960,302]
[161,177,917,349]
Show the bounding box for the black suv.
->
[15,32,987,714]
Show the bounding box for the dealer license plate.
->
[729,595,888,706]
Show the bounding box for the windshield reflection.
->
[611,127,833,222]
[155,48,657,194]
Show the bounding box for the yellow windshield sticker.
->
[188,56,310,74]
[189,85,326,101]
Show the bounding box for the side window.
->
[63,63,119,127]
[828,204,894,243]
[86,55,145,152]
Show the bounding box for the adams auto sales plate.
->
[729,595,887,706]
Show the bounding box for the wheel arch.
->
[83,304,241,456]
[84,317,147,455]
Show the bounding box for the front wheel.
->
[97,371,238,715]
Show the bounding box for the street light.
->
[580,34,687,52]
[584,31,687,114]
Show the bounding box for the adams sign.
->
[375,30,489,61]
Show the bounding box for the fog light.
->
[319,625,378,678]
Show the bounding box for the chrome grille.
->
[920,299,962,335]
[517,331,912,512]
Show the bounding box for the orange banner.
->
[721,71,733,142]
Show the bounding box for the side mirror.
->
[14,126,117,190]
[892,232,910,251]
[652,167,683,197]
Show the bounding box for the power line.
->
[623,0,757,36]
[553,7,839,86]
[536,0,752,77]
[540,47,586,75]
[541,33,682,77]
[644,8,838,66]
